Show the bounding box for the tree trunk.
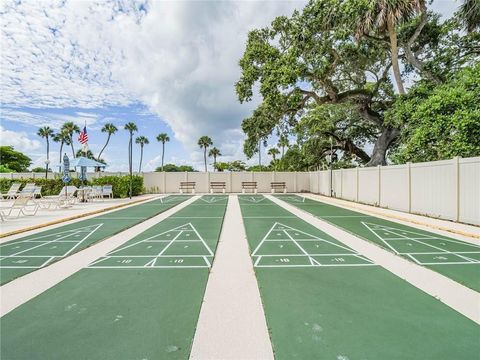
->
[59,142,64,164]
[45,137,49,179]
[139,145,143,173]
[98,134,111,161]
[129,136,133,199]
[342,138,371,163]
[204,148,207,172]
[161,142,165,171]
[387,18,406,95]
[213,155,217,171]
[258,140,261,167]
[366,126,400,166]
[70,136,75,159]
[70,137,76,158]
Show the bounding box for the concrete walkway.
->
[190,195,273,360]
[0,196,199,316]
[268,195,480,324]
[0,194,155,238]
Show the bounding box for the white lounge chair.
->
[41,186,78,209]
[0,193,40,218]
[33,186,42,199]
[0,183,21,200]
[89,186,103,201]
[102,185,113,199]
[16,183,37,199]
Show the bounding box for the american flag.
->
[78,126,88,144]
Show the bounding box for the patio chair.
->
[91,186,103,200]
[0,183,21,200]
[0,193,40,218]
[102,185,113,199]
[41,186,78,209]
[33,186,43,199]
[17,183,37,199]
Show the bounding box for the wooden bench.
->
[210,182,226,194]
[241,182,257,194]
[271,182,287,193]
[179,182,196,194]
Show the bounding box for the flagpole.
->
[83,120,87,157]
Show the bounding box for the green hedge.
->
[91,175,144,198]
[0,175,144,199]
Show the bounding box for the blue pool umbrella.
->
[70,157,107,168]
[62,153,71,184]
[62,153,71,198]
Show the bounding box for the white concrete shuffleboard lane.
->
[190,195,274,360]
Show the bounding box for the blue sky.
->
[0,0,457,171]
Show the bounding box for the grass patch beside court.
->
[0,195,189,285]
[0,195,228,360]
[239,195,479,359]
[275,195,480,291]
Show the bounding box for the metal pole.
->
[330,136,333,197]
[129,136,133,199]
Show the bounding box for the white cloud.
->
[1,0,304,168]
[114,1,302,162]
[0,125,41,152]
[1,107,102,130]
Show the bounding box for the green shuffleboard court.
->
[275,195,480,292]
[239,195,479,359]
[0,195,190,285]
[0,195,228,360]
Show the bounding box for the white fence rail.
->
[1,156,478,225]
[311,157,480,225]
[142,171,310,194]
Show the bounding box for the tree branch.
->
[403,4,442,84]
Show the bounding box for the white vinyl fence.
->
[1,156,478,225]
[309,157,480,226]
[141,171,310,194]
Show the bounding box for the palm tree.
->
[98,123,118,160]
[356,0,424,95]
[458,0,480,33]
[257,136,267,168]
[278,135,289,158]
[268,147,280,162]
[208,147,221,171]
[124,122,138,198]
[198,136,213,172]
[37,126,54,178]
[135,136,149,172]
[156,133,170,171]
[60,122,80,157]
[53,130,71,165]
[76,149,96,159]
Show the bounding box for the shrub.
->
[91,175,144,198]
[0,175,144,198]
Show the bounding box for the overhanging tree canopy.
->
[235,0,464,166]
